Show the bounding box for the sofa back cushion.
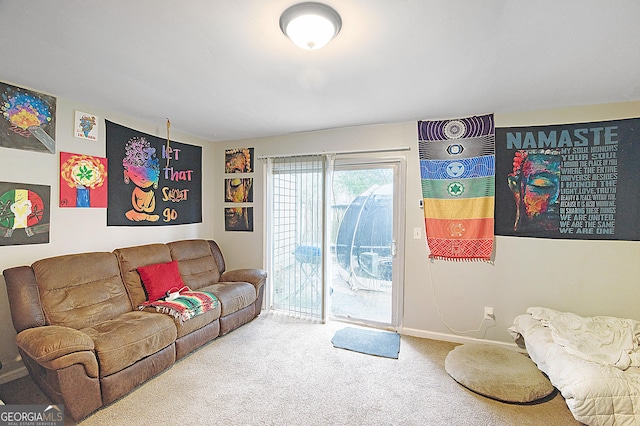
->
[32,252,131,330]
[168,240,221,290]
[114,243,173,308]
[137,260,186,301]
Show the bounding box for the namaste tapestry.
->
[494,117,640,240]
[418,114,495,261]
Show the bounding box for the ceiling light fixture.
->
[279,2,342,50]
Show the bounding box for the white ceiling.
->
[1,0,638,143]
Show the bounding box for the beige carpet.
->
[1,313,580,425]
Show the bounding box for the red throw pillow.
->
[137,260,186,302]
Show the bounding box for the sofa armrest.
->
[16,325,99,378]
[3,265,46,332]
[220,268,267,290]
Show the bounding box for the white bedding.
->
[510,308,640,426]
[528,307,640,370]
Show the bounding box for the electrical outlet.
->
[484,306,494,320]
[413,227,421,239]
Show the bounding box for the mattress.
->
[510,310,640,426]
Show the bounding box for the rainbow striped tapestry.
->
[418,114,495,261]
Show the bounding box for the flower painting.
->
[60,152,108,208]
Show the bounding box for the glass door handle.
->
[391,240,397,257]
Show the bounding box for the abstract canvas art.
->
[0,81,56,153]
[0,181,50,246]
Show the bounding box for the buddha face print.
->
[508,150,561,231]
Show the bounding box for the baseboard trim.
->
[401,327,524,351]
[0,366,28,385]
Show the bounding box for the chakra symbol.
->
[448,221,466,237]
[447,182,465,196]
[444,120,467,139]
[446,161,465,177]
[449,242,464,255]
[446,144,464,155]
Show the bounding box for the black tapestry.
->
[106,120,202,226]
[495,117,640,240]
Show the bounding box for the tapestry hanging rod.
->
[257,145,411,160]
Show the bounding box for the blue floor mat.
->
[331,326,400,359]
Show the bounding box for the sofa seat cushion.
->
[172,305,221,339]
[82,311,177,377]
[203,282,256,317]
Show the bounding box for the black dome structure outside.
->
[335,184,393,292]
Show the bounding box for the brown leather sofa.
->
[3,239,266,421]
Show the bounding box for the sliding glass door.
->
[266,156,326,319]
[329,160,403,327]
[265,154,404,329]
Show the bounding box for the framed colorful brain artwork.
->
[0,81,56,153]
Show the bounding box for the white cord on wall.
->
[427,259,489,334]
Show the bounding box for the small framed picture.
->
[225,207,253,232]
[74,110,98,141]
[224,178,253,203]
[225,148,254,173]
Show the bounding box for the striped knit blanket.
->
[139,290,219,323]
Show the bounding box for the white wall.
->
[0,89,216,383]
[213,100,640,348]
[1,92,638,384]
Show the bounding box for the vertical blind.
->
[268,155,325,319]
